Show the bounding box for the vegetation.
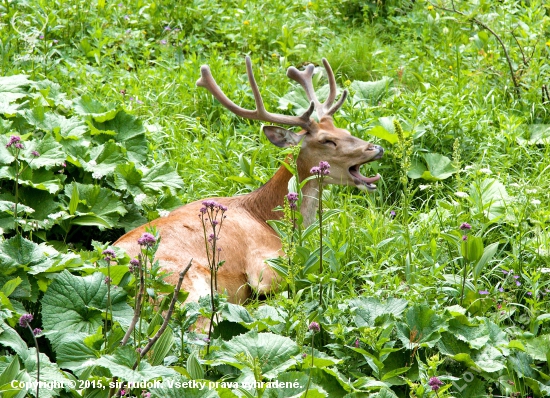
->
[1,0,549,397]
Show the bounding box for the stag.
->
[114,57,383,303]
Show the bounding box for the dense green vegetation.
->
[1,0,549,397]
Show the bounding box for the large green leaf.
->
[95,345,178,383]
[408,153,458,181]
[64,182,127,228]
[351,77,393,106]
[0,166,65,194]
[41,270,133,348]
[350,297,408,328]
[84,141,126,177]
[468,178,510,221]
[209,330,300,379]
[141,162,184,195]
[73,95,118,122]
[54,332,100,375]
[396,304,447,348]
[0,235,51,271]
[21,133,65,170]
[523,334,550,361]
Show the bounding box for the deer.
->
[114,56,384,304]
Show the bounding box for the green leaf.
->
[114,162,144,196]
[408,153,458,181]
[462,236,484,263]
[351,77,393,106]
[396,304,447,348]
[55,332,100,375]
[473,242,498,281]
[0,277,22,297]
[41,270,133,348]
[20,133,65,170]
[0,166,65,194]
[85,141,126,177]
[468,178,510,221]
[95,345,177,382]
[350,297,408,328]
[141,162,184,195]
[517,124,550,145]
[0,235,48,270]
[209,330,300,379]
[73,95,118,122]
[523,334,550,361]
[186,351,204,380]
[149,324,175,366]
[64,182,127,228]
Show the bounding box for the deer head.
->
[196,57,384,196]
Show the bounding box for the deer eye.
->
[320,139,336,147]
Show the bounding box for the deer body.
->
[114,58,383,304]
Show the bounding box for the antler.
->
[197,56,314,130]
[286,58,348,119]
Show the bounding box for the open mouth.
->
[349,164,381,192]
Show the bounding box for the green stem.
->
[27,325,40,398]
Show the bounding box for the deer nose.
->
[376,145,384,154]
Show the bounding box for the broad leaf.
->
[408,153,458,181]
[73,95,118,122]
[41,270,133,348]
[95,345,178,382]
[209,330,300,379]
[351,77,393,106]
[396,304,447,348]
[350,297,408,328]
[141,162,184,195]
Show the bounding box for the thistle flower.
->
[31,150,40,157]
[102,249,116,258]
[33,328,42,336]
[138,232,157,247]
[286,192,298,210]
[19,314,33,328]
[308,321,320,333]
[459,222,471,230]
[6,135,22,148]
[428,377,444,391]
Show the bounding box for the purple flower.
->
[164,26,171,31]
[160,40,167,45]
[33,328,42,336]
[19,314,33,328]
[102,249,116,258]
[310,161,331,176]
[308,321,320,333]
[138,232,157,247]
[6,135,22,148]
[390,210,396,218]
[527,291,532,296]
[513,275,519,279]
[460,222,471,230]
[53,39,58,44]
[516,281,521,286]
[124,15,130,20]
[479,290,489,295]
[498,287,504,292]
[31,150,40,157]
[287,192,298,209]
[142,392,151,398]
[39,34,44,39]
[203,337,210,343]
[502,269,509,275]
[462,235,468,241]
[104,276,112,284]
[354,339,360,348]
[428,377,444,391]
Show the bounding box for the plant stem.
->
[27,325,40,398]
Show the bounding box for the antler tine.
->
[286,58,346,119]
[196,56,314,130]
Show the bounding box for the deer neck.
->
[243,161,319,226]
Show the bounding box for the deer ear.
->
[262,125,304,148]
